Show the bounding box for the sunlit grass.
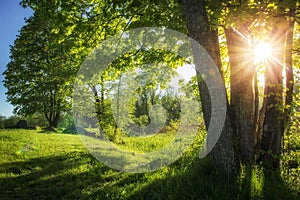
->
[0,129,299,199]
[250,166,264,198]
[118,133,176,153]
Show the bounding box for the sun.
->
[253,43,272,62]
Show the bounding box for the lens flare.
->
[254,43,272,62]
[16,149,23,155]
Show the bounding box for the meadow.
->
[0,129,299,199]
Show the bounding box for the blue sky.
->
[0,0,33,117]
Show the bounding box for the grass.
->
[0,129,299,199]
[120,133,176,153]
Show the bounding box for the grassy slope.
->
[0,129,299,200]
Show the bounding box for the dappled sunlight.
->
[250,166,265,198]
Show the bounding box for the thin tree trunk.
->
[284,14,295,135]
[114,73,122,135]
[100,76,105,139]
[255,96,266,161]
[91,84,103,139]
[179,0,238,175]
[253,69,261,159]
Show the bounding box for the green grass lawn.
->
[0,129,299,199]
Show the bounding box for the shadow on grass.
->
[127,159,300,200]
[0,152,111,199]
[37,130,56,134]
[1,152,299,200]
[262,168,299,200]
[128,158,244,200]
[0,151,149,199]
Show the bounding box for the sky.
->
[0,0,33,117]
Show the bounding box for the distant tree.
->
[3,115,22,128]
[25,113,49,128]
[0,115,6,129]
[3,1,86,128]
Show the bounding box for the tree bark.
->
[225,28,255,164]
[51,113,60,128]
[91,83,104,139]
[259,23,286,169]
[44,111,60,128]
[253,69,260,159]
[284,13,295,135]
[180,0,238,175]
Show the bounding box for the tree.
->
[179,0,238,174]
[258,1,298,169]
[220,0,268,165]
[219,0,298,170]
[0,115,6,129]
[178,0,300,172]
[3,13,74,128]
[224,27,256,164]
[284,2,296,137]
[4,0,103,128]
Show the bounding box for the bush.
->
[3,116,22,128]
[16,120,28,129]
[58,114,75,129]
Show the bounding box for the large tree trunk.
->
[180,0,238,175]
[225,28,255,164]
[259,23,286,170]
[45,111,60,128]
[44,98,60,129]
[51,113,60,128]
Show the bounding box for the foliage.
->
[0,114,48,129]
[0,116,22,129]
[3,5,79,127]
[0,116,5,129]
